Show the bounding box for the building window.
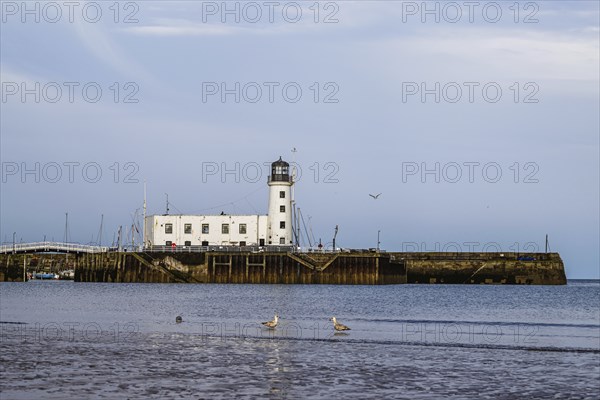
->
[259,239,265,246]
[184,241,191,246]
[280,221,285,229]
[202,224,209,234]
[240,241,246,247]
[280,205,285,212]
[202,241,209,246]
[280,237,286,244]
[165,223,173,234]
[279,191,285,198]
[184,224,192,234]
[239,224,247,234]
[165,241,172,246]
[222,224,229,234]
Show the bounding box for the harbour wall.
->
[0,251,565,284]
[390,252,565,284]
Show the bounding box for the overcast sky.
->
[1,1,598,278]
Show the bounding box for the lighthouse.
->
[144,156,295,248]
[267,157,293,245]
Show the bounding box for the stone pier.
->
[0,251,565,284]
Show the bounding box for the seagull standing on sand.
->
[369,193,381,199]
[175,316,183,323]
[262,314,279,329]
[330,317,351,331]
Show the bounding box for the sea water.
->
[1,281,598,399]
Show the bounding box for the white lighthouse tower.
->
[267,157,293,245]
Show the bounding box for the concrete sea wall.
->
[0,251,566,285]
[390,252,566,285]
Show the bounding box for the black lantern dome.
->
[269,157,291,182]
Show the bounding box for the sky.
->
[1,0,598,278]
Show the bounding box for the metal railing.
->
[142,245,385,254]
[0,242,109,254]
[0,242,381,255]
[144,245,296,253]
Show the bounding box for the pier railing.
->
[142,245,376,254]
[0,242,109,254]
[144,245,296,253]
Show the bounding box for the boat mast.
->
[142,181,147,249]
[117,226,122,252]
[296,206,301,247]
[98,214,104,246]
[290,147,297,247]
[64,212,69,243]
[332,225,338,251]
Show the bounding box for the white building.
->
[144,157,294,248]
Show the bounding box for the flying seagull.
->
[330,317,351,331]
[369,193,382,199]
[262,314,279,329]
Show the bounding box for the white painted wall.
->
[146,214,268,247]
[267,179,293,245]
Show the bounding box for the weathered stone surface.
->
[0,251,565,285]
[389,252,566,285]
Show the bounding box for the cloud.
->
[70,18,155,83]
[0,65,39,84]
[360,27,599,83]
[124,22,245,37]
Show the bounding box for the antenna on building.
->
[165,193,169,215]
[545,234,551,253]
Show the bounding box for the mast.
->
[298,209,313,248]
[332,225,338,251]
[117,226,122,252]
[142,181,147,249]
[295,207,300,247]
[64,212,69,243]
[290,147,297,247]
[64,212,69,265]
[98,214,104,246]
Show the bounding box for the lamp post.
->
[377,230,381,251]
[12,232,16,254]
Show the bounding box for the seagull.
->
[291,147,297,153]
[175,316,183,323]
[262,314,279,329]
[369,193,382,199]
[330,317,351,331]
